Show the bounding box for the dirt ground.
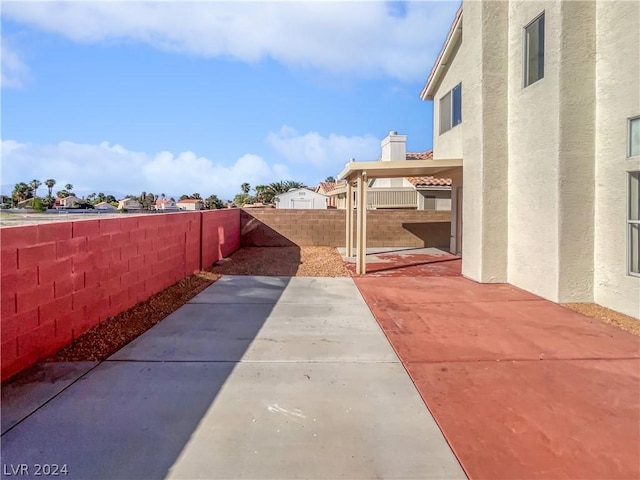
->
[47,247,348,362]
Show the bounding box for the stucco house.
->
[117,198,142,211]
[420,1,639,318]
[94,202,117,211]
[154,199,179,211]
[276,188,328,209]
[55,195,82,209]
[177,199,204,211]
[325,133,453,211]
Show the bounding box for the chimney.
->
[380,131,407,162]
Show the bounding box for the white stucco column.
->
[346,182,354,257]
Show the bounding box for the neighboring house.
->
[316,182,344,208]
[327,132,452,210]
[275,188,328,209]
[94,202,117,211]
[16,198,36,209]
[56,195,82,208]
[420,2,640,318]
[176,199,204,211]
[117,198,142,210]
[154,199,179,211]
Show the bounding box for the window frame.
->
[628,116,640,158]
[523,12,545,88]
[439,83,462,135]
[628,170,640,277]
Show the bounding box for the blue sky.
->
[1,1,460,201]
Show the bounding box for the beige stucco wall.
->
[594,1,640,318]
[433,0,509,282]
[432,39,464,161]
[507,0,562,301]
[428,0,639,318]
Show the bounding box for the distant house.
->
[176,199,204,211]
[16,198,36,209]
[154,199,179,211]
[275,188,328,209]
[117,198,142,210]
[324,134,452,210]
[55,195,82,209]
[94,202,117,211]
[316,181,345,208]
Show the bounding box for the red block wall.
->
[0,209,240,381]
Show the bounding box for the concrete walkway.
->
[1,276,465,480]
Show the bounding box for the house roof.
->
[316,181,345,194]
[420,6,463,100]
[95,201,115,206]
[155,199,173,205]
[406,150,434,161]
[406,176,453,187]
[176,199,202,203]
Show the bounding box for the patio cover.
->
[337,158,462,274]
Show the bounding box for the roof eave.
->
[420,9,463,101]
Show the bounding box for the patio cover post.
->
[346,181,354,257]
[356,171,367,274]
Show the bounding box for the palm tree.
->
[241,183,250,194]
[29,179,42,198]
[44,179,56,196]
[325,176,335,182]
[64,184,73,192]
[191,193,201,199]
[12,182,31,203]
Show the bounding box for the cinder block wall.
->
[241,209,451,248]
[0,209,240,381]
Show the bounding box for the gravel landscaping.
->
[563,303,640,336]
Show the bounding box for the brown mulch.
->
[49,272,222,362]
[46,247,348,363]
[209,246,349,277]
[563,303,640,336]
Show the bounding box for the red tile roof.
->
[406,150,434,161]
[177,199,202,203]
[406,176,452,187]
[316,181,344,194]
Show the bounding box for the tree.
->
[205,194,224,210]
[12,182,31,203]
[179,194,190,201]
[233,193,255,207]
[64,184,74,192]
[262,180,307,204]
[191,193,201,200]
[44,179,56,196]
[241,183,251,194]
[325,176,335,183]
[29,179,42,198]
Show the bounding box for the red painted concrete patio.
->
[353,253,640,480]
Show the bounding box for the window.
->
[629,171,640,276]
[524,13,545,87]
[629,117,640,157]
[440,83,462,134]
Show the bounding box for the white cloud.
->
[1,42,30,88]
[2,1,460,82]
[267,126,380,171]
[0,139,290,200]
